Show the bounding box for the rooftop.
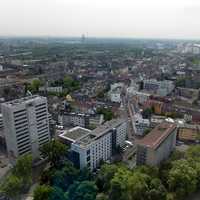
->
[2,95,46,107]
[75,119,125,146]
[59,127,91,143]
[137,122,177,150]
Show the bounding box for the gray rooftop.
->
[2,95,46,107]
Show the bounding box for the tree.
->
[13,154,33,190]
[147,178,167,200]
[66,181,98,200]
[96,164,118,192]
[52,161,79,190]
[40,140,68,168]
[167,159,197,199]
[96,193,109,200]
[49,186,67,200]
[109,168,132,200]
[186,145,200,162]
[97,108,114,121]
[32,79,42,91]
[128,172,149,200]
[0,175,22,200]
[142,108,153,119]
[33,185,52,200]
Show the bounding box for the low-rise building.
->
[178,124,200,143]
[136,122,177,166]
[39,86,63,93]
[58,112,90,128]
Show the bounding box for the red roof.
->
[137,122,177,150]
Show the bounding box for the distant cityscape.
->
[0,37,200,199]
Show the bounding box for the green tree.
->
[33,185,52,200]
[168,159,197,199]
[109,168,132,200]
[97,108,114,121]
[128,172,149,200]
[0,175,22,200]
[142,108,153,119]
[186,145,200,162]
[49,186,67,200]
[66,181,98,200]
[96,193,109,200]
[147,178,167,200]
[52,161,79,190]
[13,154,33,190]
[96,164,118,192]
[40,140,68,168]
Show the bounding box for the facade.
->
[39,86,63,93]
[133,114,150,136]
[127,89,150,104]
[143,79,174,97]
[59,118,127,171]
[0,114,3,130]
[109,83,124,103]
[1,95,50,162]
[58,112,90,128]
[136,122,177,166]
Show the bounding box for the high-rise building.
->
[1,95,50,162]
[59,118,127,171]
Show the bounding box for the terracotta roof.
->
[137,122,177,150]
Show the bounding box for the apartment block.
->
[1,95,50,162]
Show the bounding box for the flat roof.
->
[137,122,177,150]
[2,95,46,107]
[74,118,126,147]
[59,127,91,142]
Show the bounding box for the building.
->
[136,122,177,166]
[143,79,174,97]
[127,90,150,104]
[58,112,90,128]
[1,95,50,162]
[59,118,127,171]
[178,124,200,143]
[39,86,63,94]
[0,114,3,130]
[109,83,124,103]
[133,114,150,136]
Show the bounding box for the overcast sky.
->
[0,0,200,39]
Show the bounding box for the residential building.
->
[133,114,150,136]
[136,122,177,166]
[39,86,63,93]
[0,114,3,130]
[1,95,50,162]
[59,118,127,171]
[58,112,90,128]
[178,124,200,143]
[143,79,174,97]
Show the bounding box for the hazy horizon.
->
[1,0,200,40]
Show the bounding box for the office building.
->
[1,95,50,161]
[136,122,177,166]
[59,118,127,171]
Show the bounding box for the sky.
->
[0,0,200,39]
